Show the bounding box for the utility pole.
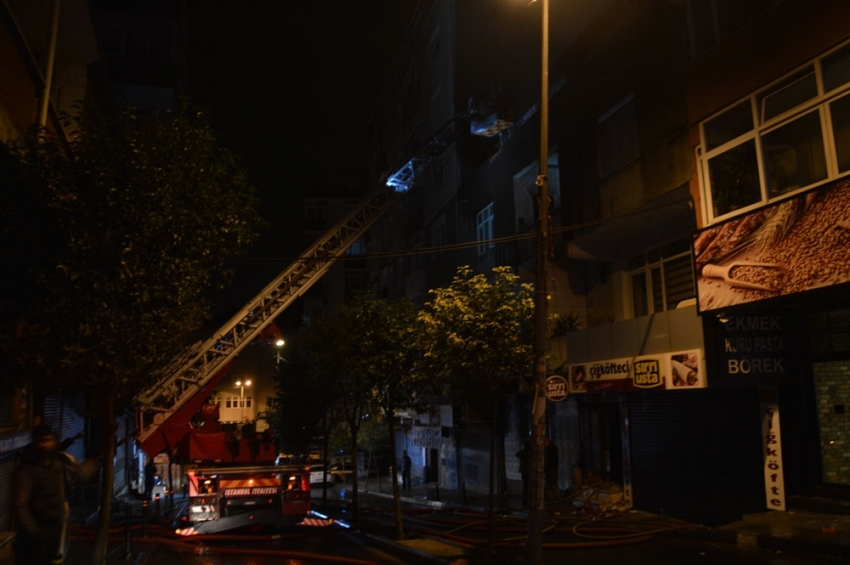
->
[527,0,549,564]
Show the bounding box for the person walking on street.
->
[144,457,157,501]
[14,424,96,565]
[516,439,530,506]
[402,450,412,491]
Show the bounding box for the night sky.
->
[183,2,414,318]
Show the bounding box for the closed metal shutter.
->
[627,388,765,526]
[43,393,86,461]
[0,453,15,531]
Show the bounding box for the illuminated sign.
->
[569,350,705,393]
[694,178,850,313]
[224,487,278,497]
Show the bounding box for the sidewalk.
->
[361,479,850,560]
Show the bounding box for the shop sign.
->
[760,387,785,511]
[545,375,569,402]
[568,350,705,393]
[693,177,850,313]
[719,314,786,379]
[410,426,441,449]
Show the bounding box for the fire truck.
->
[132,104,489,532]
[132,186,400,533]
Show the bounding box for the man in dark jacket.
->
[14,425,94,565]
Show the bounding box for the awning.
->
[566,184,696,261]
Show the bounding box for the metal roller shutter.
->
[627,388,765,526]
[0,454,15,531]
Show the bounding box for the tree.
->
[0,106,263,565]
[415,265,535,550]
[352,294,420,538]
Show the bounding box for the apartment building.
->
[686,0,850,514]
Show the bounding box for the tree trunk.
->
[91,398,116,565]
[488,400,496,554]
[386,411,404,539]
[349,428,359,523]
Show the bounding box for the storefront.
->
[694,176,850,510]
[565,306,773,526]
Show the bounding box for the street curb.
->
[665,525,850,557]
[359,488,449,509]
[361,532,453,565]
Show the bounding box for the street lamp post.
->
[235,379,252,421]
[528,0,549,564]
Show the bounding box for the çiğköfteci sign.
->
[693,177,850,313]
[568,350,705,394]
[545,375,569,402]
[760,387,785,511]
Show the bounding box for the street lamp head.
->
[245,379,252,387]
[275,338,285,347]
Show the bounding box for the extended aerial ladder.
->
[135,186,400,457]
[134,101,508,456]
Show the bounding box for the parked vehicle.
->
[328,462,354,483]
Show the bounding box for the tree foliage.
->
[1,107,263,403]
[415,265,535,403]
[0,106,263,564]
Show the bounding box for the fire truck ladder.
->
[135,186,399,447]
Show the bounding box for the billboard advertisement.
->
[568,350,705,394]
[693,177,850,313]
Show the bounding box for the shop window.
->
[706,139,761,218]
[830,94,850,173]
[699,39,850,224]
[703,100,753,151]
[762,110,827,197]
[823,43,850,93]
[629,239,694,317]
[477,203,494,255]
[757,67,817,122]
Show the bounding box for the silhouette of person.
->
[402,450,412,490]
[14,425,96,565]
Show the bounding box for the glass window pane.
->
[704,100,754,150]
[823,43,850,93]
[664,255,696,310]
[831,94,850,173]
[651,267,663,313]
[759,68,818,122]
[762,111,827,198]
[708,139,761,217]
[632,273,648,317]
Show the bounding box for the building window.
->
[597,94,639,180]
[224,396,251,408]
[699,40,850,225]
[346,238,366,255]
[628,239,695,317]
[476,203,495,255]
